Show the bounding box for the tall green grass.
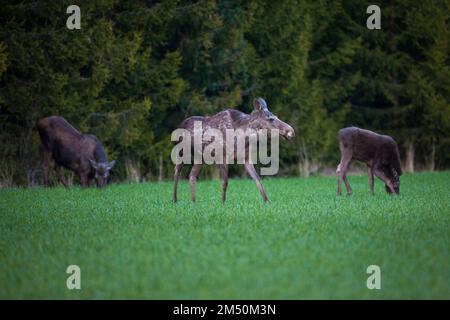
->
[0,172,449,299]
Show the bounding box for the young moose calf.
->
[173,98,295,203]
[336,127,402,195]
[37,116,115,187]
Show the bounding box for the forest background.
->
[0,0,448,186]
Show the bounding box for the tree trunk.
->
[405,142,415,173]
[429,137,436,172]
[299,139,310,177]
[302,157,310,178]
[158,153,163,182]
[125,158,141,182]
[67,172,74,187]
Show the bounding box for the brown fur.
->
[37,116,115,187]
[336,127,402,195]
[173,98,295,203]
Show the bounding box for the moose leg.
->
[42,150,52,186]
[189,164,202,203]
[343,174,353,195]
[244,163,269,203]
[368,166,374,195]
[220,164,228,203]
[172,164,184,203]
[336,156,352,196]
[57,166,68,188]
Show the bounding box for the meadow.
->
[0,172,449,299]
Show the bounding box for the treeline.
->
[0,0,449,186]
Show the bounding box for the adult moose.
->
[336,127,402,195]
[37,116,115,187]
[172,97,295,203]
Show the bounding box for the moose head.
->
[249,97,295,140]
[89,160,116,187]
[385,166,401,195]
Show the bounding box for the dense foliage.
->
[0,0,449,185]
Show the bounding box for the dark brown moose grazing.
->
[172,98,295,203]
[336,127,402,195]
[37,116,115,187]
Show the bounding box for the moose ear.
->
[89,159,98,169]
[107,160,116,171]
[254,98,262,111]
[254,97,268,111]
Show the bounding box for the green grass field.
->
[0,172,449,299]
